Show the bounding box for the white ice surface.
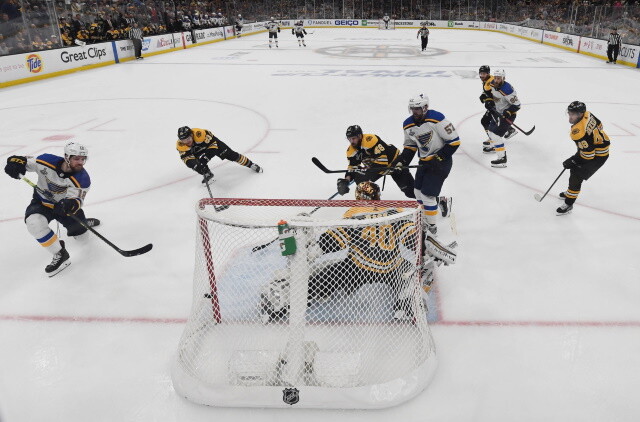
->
[1,28,639,421]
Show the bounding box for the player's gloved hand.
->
[384,160,404,175]
[193,160,209,175]
[4,155,27,179]
[427,154,445,169]
[337,178,350,195]
[484,99,496,111]
[562,157,581,170]
[479,93,489,103]
[502,110,515,121]
[53,198,80,217]
[361,157,375,169]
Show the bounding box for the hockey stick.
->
[203,175,230,212]
[22,177,153,257]
[534,168,566,202]
[491,110,535,136]
[251,182,354,253]
[504,117,535,136]
[312,157,421,174]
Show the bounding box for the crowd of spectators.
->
[1,0,639,56]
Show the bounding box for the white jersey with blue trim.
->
[491,81,521,114]
[402,109,461,160]
[25,153,91,208]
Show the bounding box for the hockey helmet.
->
[178,126,192,140]
[493,68,506,78]
[355,181,381,201]
[479,65,490,74]
[567,101,586,114]
[345,125,363,138]
[64,142,88,161]
[408,93,429,113]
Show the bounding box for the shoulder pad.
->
[499,82,515,95]
[426,109,445,122]
[361,134,379,148]
[402,116,415,129]
[37,153,63,165]
[176,141,190,152]
[570,112,589,140]
[346,145,358,157]
[70,169,91,188]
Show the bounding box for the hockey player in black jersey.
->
[337,124,415,199]
[176,126,263,184]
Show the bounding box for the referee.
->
[129,22,144,60]
[606,27,622,64]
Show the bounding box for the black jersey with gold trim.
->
[346,134,399,171]
[317,207,417,274]
[176,127,220,168]
[570,111,610,163]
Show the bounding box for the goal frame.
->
[172,198,438,409]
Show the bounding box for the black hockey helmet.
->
[178,126,192,140]
[345,125,363,138]
[567,101,586,114]
[479,65,490,74]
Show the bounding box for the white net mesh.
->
[172,198,438,409]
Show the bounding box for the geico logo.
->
[335,20,359,26]
[620,47,636,59]
[60,47,107,63]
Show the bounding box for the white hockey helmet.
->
[64,142,88,161]
[493,68,506,78]
[408,93,429,113]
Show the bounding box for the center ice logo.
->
[26,54,43,73]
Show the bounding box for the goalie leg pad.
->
[424,235,457,265]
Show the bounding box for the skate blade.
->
[556,210,573,216]
[491,163,507,168]
[47,261,71,278]
[482,149,496,154]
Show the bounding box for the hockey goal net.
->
[378,18,396,29]
[172,198,437,409]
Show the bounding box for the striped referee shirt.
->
[607,33,622,46]
[129,27,143,40]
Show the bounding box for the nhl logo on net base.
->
[282,388,300,405]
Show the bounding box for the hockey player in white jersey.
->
[485,68,521,168]
[382,14,391,29]
[4,142,100,276]
[292,20,307,47]
[235,14,243,37]
[266,17,280,48]
[392,93,460,236]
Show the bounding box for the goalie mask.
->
[355,181,381,201]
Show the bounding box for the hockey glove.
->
[502,110,516,121]
[484,99,496,111]
[562,157,581,170]
[337,178,350,195]
[479,93,490,103]
[383,160,404,175]
[53,198,81,217]
[4,155,27,179]
[193,160,210,175]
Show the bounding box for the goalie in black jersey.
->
[260,181,457,323]
[337,125,415,199]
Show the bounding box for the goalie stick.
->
[22,177,153,257]
[312,157,421,174]
[534,168,566,202]
[251,181,355,253]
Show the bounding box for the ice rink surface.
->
[1,27,639,421]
